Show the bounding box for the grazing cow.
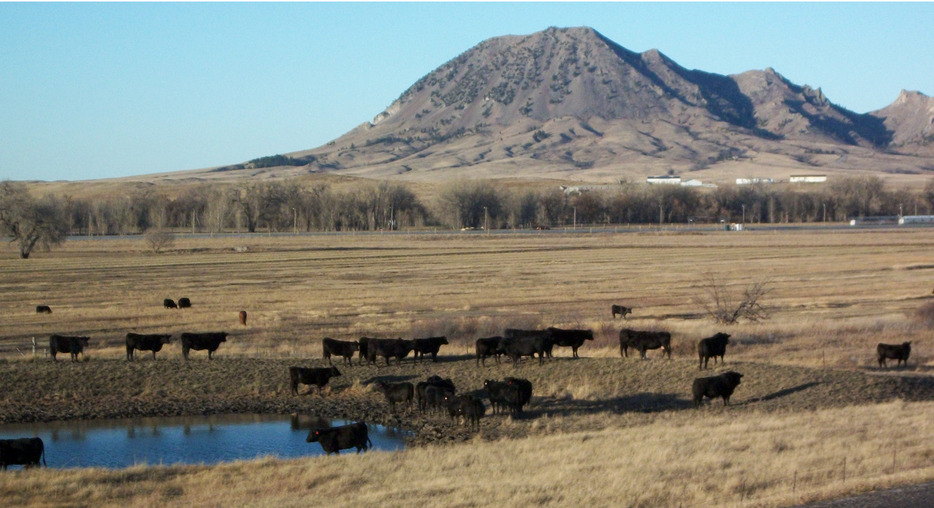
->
[692,371,744,407]
[0,438,46,469]
[163,298,177,309]
[306,422,371,455]
[497,335,549,366]
[619,329,672,360]
[177,297,191,309]
[546,327,594,359]
[35,305,52,314]
[484,379,522,416]
[443,394,485,430]
[375,380,414,412]
[49,334,89,362]
[365,338,414,366]
[877,342,911,368]
[289,366,341,395]
[179,332,228,361]
[505,377,533,413]
[238,310,247,326]
[475,336,503,366]
[504,328,555,357]
[697,332,731,370]
[125,333,172,361]
[322,338,360,366]
[412,336,448,363]
[611,305,632,319]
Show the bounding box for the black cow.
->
[0,438,46,469]
[619,329,672,359]
[163,298,177,309]
[476,336,503,366]
[412,336,448,363]
[365,338,414,366]
[49,334,89,362]
[375,380,414,412]
[290,366,341,395]
[177,297,191,309]
[692,371,744,407]
[125,333,172,361]
[306,422,371,455]
[877,342,911,368]
[546,327,594,359]
[443,394,485,430]
[611,305,632,319]
[484,379,522,416]
[416,376,456,413]
[180,332,228,361]
[505,377,533,413]
[698,332,731,370]
[322,338,359,366]
[35,305,52,314]
[497,335,548,366]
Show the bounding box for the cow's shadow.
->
[361,374,421,385]
[522,392,693,419]
[743,382,820,403]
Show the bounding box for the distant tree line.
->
[2,177,934,254]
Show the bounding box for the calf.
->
[180,332,228,361]
[0,437,46,469]
[306,422,371,455]
[475,336,503,366]
[322,338,359,366]
[238,310,248,326]
[877,342,911,368]
[163,298,177,309]
[49,334,89,362]
[546,327,594,359]
[444,394,485,430]
[619,329,672,360]
[35,305,52,314]
[692,371,744,407]
[289,366,341,395]
[697,332,731,370]
[412,336,448,363]
[375,380,414,412]
[611,304,632,319]
[416,376,456,413]
[125,333,172,361]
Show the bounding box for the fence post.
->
[842,457,846,483]
[793,470,797,495]
[32,336,36,359]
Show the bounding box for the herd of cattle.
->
[4,303,917,462]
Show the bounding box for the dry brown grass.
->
[1,227,933,506]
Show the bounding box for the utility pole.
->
[483,206,488,233]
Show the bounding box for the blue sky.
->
[1,2,932,182]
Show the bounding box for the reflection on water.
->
[0,414,408,469]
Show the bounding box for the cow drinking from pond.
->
[180,332,228,361]
[0,437,46,469]
[306,422,371,455]
[877,342,911,368]
[126,333,172,361]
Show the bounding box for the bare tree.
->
[0,181,69,259]
[144,230,175,254]
[699,273,772,325]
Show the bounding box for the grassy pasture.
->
[0,227,933,506]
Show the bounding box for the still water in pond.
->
[0,414,408,469]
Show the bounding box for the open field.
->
[1,228,933,506]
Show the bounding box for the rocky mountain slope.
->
[208,27,933,184]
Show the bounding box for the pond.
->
[0,414,408,469]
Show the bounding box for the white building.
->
[789,175,827,183]
[646,176,681,185]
